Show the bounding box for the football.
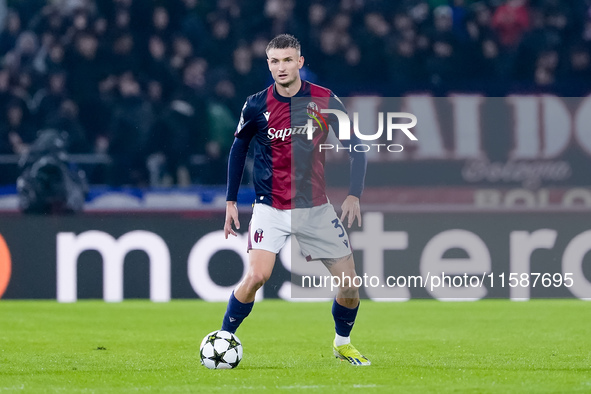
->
[200,330,243,369]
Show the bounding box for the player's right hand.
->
[224,201,240,239]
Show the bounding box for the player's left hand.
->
[340,195,361,228]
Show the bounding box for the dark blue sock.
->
[332,299,359,337]
[221,291,254,333]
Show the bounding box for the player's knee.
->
[339,271,360,297]
[244,271,270,290]
[340,284,359,299]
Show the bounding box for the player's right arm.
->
[224,201,240,238]
[224,98,257,239]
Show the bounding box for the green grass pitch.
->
[0,300,590,393]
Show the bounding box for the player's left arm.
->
[329,93,367,228]
[340,131,366,228]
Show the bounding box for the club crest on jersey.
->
[307,101,318,116]
[253,228,264,243]
[306,101,328,132]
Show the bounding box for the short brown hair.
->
[266,34,301,55]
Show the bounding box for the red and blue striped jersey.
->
[226,80,366,209]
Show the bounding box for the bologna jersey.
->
[226,80,366,210]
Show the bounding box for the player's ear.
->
[298,56,304,69]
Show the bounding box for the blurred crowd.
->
[0,0,590,186]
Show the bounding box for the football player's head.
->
[266,34,304,88]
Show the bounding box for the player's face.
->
[267,47,304,88]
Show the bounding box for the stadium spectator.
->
[0,98,35,154]
[93,16,108,38]
[151,6,173,41]
[150,58,210,186]
[387,38,424,85]
[432,5,455,40]
[170,34,194,72]
[316,26,345,84]
[358,12,391,82]
[41,41,66,73]
[264,0,298,37]
[32,70,69,127]
[231,43,262,107]
[143,34,176,102]
[533,49,559,85]
[178,0,209,55]
[479,38,503,80]
[4,30,39,73]
[145,79,166,115]
[465,2,494,42]
[450,0,470,42]
[0,10,21,56]
[565,43,591,82]
[307,2,326,46]
[0,68,14,118]
[201,78,236,185]
[64,31,103,102]
[45,99,90,154]
[109,32,140,75]
[205,14,234,68]
[107,72,153,186]
[491,0,531,49]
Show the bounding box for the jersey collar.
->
[272,80,308,103]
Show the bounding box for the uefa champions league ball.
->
[200,330,243,369]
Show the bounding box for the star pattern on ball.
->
[229,357,241,369]
[200,331,243,369]
[210,347,226,368]
[225,338,241,351]
[199,347,205,364]
[207,333,219,344]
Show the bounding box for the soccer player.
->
[221,34,370,366]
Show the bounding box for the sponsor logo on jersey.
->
[267,126,317,141]
[263,111,270,121]
[253,229,264,243]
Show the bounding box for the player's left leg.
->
[322,254,371,366]
[295,203,370,365]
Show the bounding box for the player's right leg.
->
[221,250,276,333]
[235,250,276,303]
[221,203,289,334]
